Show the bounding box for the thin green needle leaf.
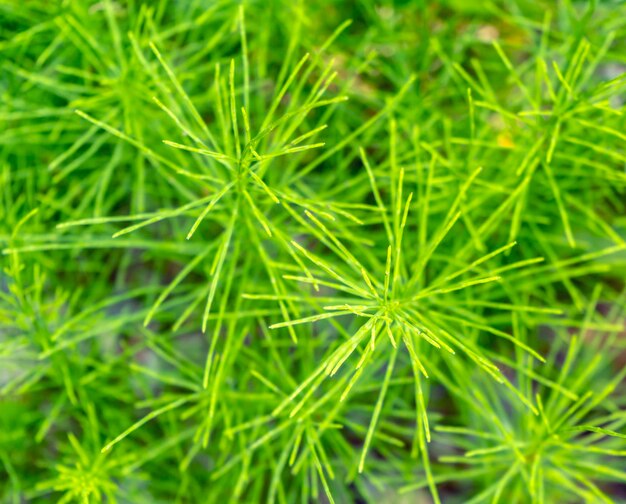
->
[359,345,398,473]
[102,396,196,453]
[149,41,217,148]
[186,182,234,240]
[144,246,213,326]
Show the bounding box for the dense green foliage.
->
[1,0,626,502]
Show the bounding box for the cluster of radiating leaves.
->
[1,1,626,503]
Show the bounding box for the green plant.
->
[1,0,625,502]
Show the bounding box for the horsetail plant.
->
[1,1,626,503]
